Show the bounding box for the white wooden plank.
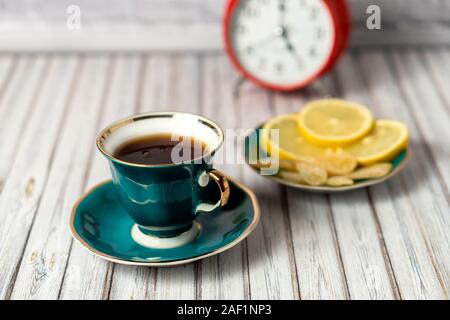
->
[147,56,199,300]
[386,51,450,294]
[0,22,222,52]
[105,56,154,301]
[336,51,448,299]
[97,57,151,301]
[0,0,224,22]
[0,50,448,300]
[2,0,450,51]
[329,191,396,299]
[238,82,298,300]
[0,55,14,97]
[396,51,450,191]
[108,56,200,300]
[110,265,152,300]
[3,23,450,52]
[284,190,350,300]
[2,0,449,23]
[425,50,450,115]
[0,56,79,299]
[198,55,248,300]
[331,54,398,300]
[351,26,450,47]
[0,57,47,192]
[272,84,349,300]
[9,57,111,299]
[349,0,450,22]
[59,56,142,300]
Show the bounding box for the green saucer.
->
[70,178,259,266]
[244,126,410,193]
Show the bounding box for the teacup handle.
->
[196,169,230,213]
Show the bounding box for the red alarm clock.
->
[223,0,351,91]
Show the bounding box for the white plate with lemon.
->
[244,99,410,192]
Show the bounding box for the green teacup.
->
[96,112,229,248]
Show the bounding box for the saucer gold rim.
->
[247,149,411,193]
[69,177,260,267]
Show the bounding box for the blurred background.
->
[1,0,449,51]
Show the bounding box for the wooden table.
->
[0,49,449,300]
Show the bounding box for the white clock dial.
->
[229,0,334,86]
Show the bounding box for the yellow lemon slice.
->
[298,99,374,147]
[260,113,357,175]
[344,119,409,165]
[261,113,330,161]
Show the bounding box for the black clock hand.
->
[278,0,286,26]
[243,34,278,53]
[277,1,303,65]
[277,0,293,48]
[284,36,303,66]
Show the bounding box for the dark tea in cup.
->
[114,133,208,165]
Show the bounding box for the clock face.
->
[227,0,335,88]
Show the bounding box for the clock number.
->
[236,24,246,34]
[244,7,259,18]
[316,27,325,40]
[309,47,318,58]
[311,7,319,20]
[275,62,284,74]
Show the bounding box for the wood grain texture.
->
[328,192,396,299]
[333,55,399,300]
[304,65,396,300]
[0,57,47,192]
[198,55,248,300]
[1,0,448,22]
[424,50,450,115]
[59,55,141,299]
[388,51,450,295]
[106,56,151,301]
[108,56,202,300]
[0,55,15,99]
[0,51,450,299]
[145,56,200,300]
[410,50,450,191]
[272,86,349,300]
[0,56,79,299]
[336,51,448,299]
[1,0,450,51]
[237,82,299,300]
[10,57,110,299]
